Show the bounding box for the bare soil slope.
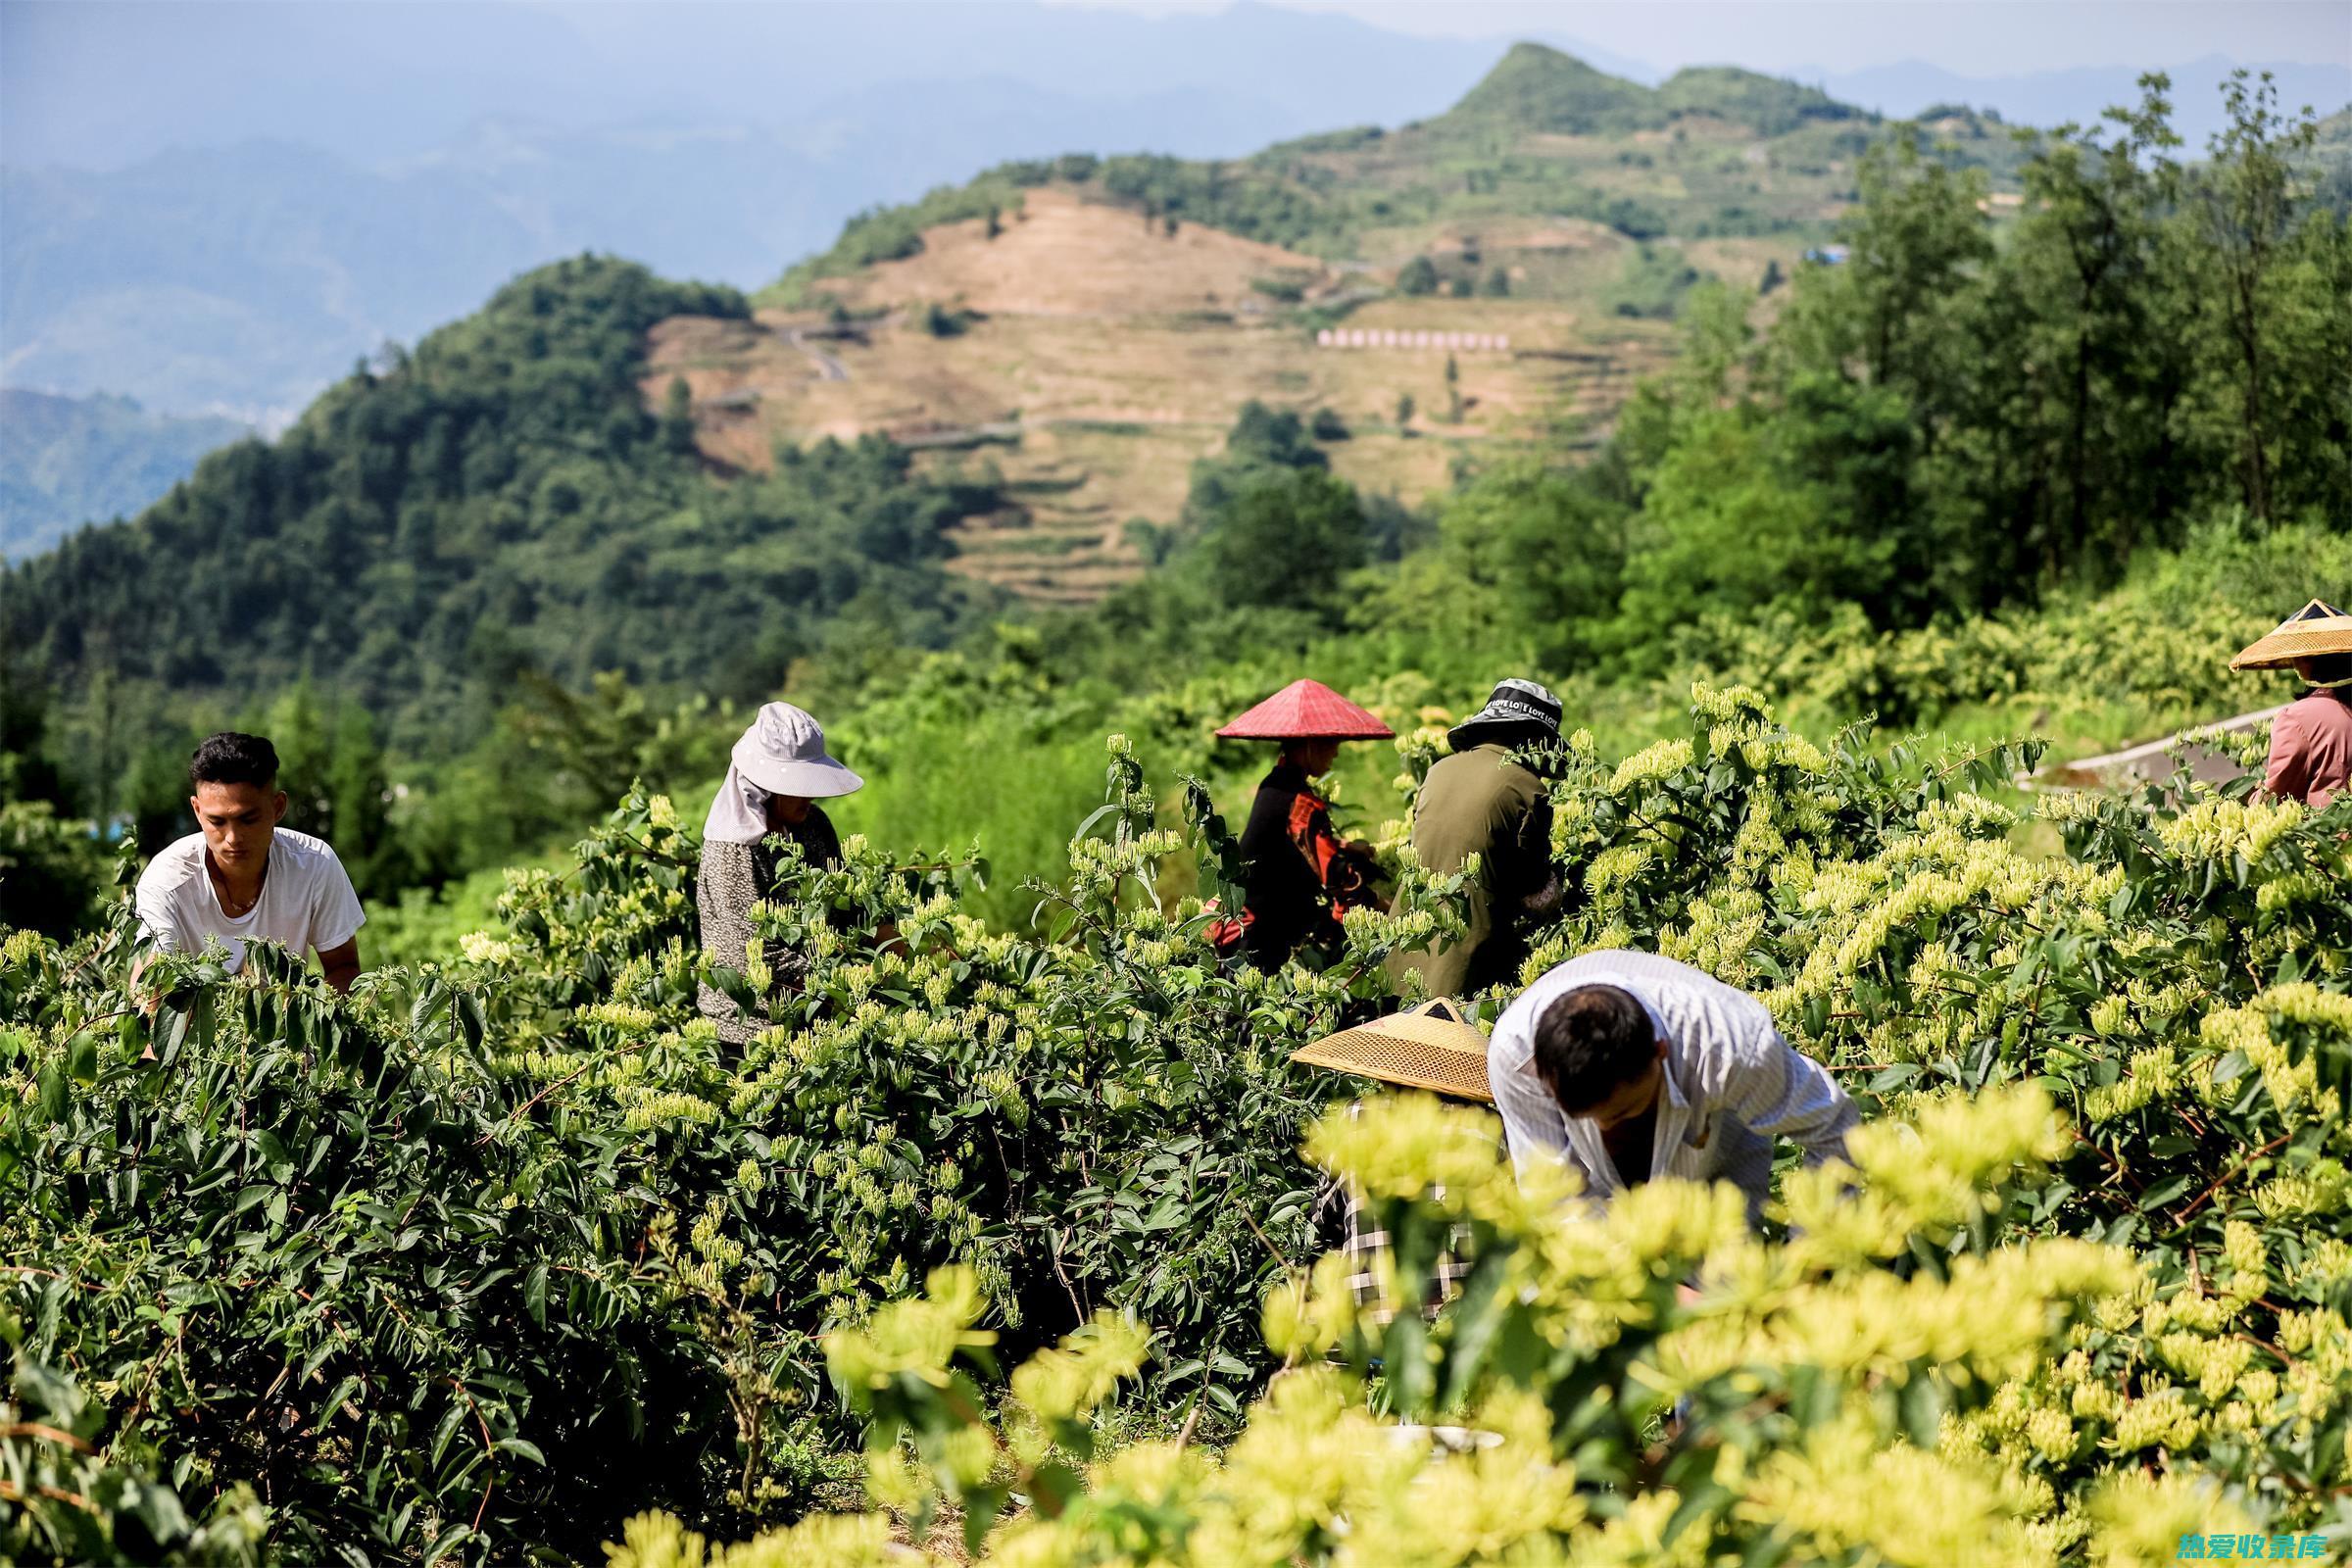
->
[826,187,1332,316]
[641,190,1680,604]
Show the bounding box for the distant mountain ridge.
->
[1810,54,2352,149]
[0,390,249,561]
[0,87,1310,427]
[8,3,2340,425]
[775,42,1928,297]
[5,12,2343,557]
[0,30,1902,552]
[1446,43,1866,137]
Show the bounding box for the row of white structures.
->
[1315,328,1511,352]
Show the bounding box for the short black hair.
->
[2305,653,2352,685]
[1532,986,1656,1112]
[190,732,279,791]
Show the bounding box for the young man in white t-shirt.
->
[134,732,367,994]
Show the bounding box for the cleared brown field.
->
[639,190,1685,603]
[819,186,1339,315]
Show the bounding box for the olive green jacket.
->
[1402,743,1558,997]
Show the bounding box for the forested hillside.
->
[1,257,1006,885]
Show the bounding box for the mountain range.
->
[1,1,2344,556]
[0,390,250,560]
[10,31,2349,772]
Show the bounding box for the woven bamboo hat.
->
[2230,599,2352,670]
[1292,998,1493,1102]
[1217,679,1396,742]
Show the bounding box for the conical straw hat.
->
[2230,599,2352,670]
[1216,678,1396,741]
[1293,998,1493,1102]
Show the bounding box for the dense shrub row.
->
[2,748,1454,1561]
[8,684,2348,1562]
[623,686,2352,1564]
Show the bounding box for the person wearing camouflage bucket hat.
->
[1404,679,1569,998]
[1446,676,1564,754]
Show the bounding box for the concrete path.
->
[777,326,850,382]
[2035,704,2285,791]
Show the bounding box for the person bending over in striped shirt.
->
[1487,950,1856,1231]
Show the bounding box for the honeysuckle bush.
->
[605,681,2349,1563]
[1659,519,2352,732]
[1506,683,2352,1541]
[7,681,2348,1562]
[1,1339,270,1567]
[467,739,1458,1431]
[1,741,1444,1562]
[0,913,768,1564]
[606,1085,2337,1566]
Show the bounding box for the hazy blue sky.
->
[6,0,2346,173]
[1060,0,2352,73]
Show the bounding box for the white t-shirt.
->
[134,829,367,972]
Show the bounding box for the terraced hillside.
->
[640,191,1681,603]
[639,45,2027,603]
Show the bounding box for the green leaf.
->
[1897,1365,1944,1446]
[257,1129,295,1182]
[961,1484,1007,1554]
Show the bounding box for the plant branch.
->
[2169,1131,2292,1228]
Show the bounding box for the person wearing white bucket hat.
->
[696,703,864,1044]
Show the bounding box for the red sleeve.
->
[1287,794,1340,884]
[1289,794,1373,908]
[2265,708,2309,801]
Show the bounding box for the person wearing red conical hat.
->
[1208,680,1394,971]
[2230,598,2352,808]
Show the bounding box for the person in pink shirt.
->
[2230,599,2352,809]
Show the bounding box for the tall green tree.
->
[1427,458,1627,668]
[2187,71,2321,521]
[2004,80,2183,572]
[1768,132,1991,449]
[660,374,697,456]
[1188,467,1369,621]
